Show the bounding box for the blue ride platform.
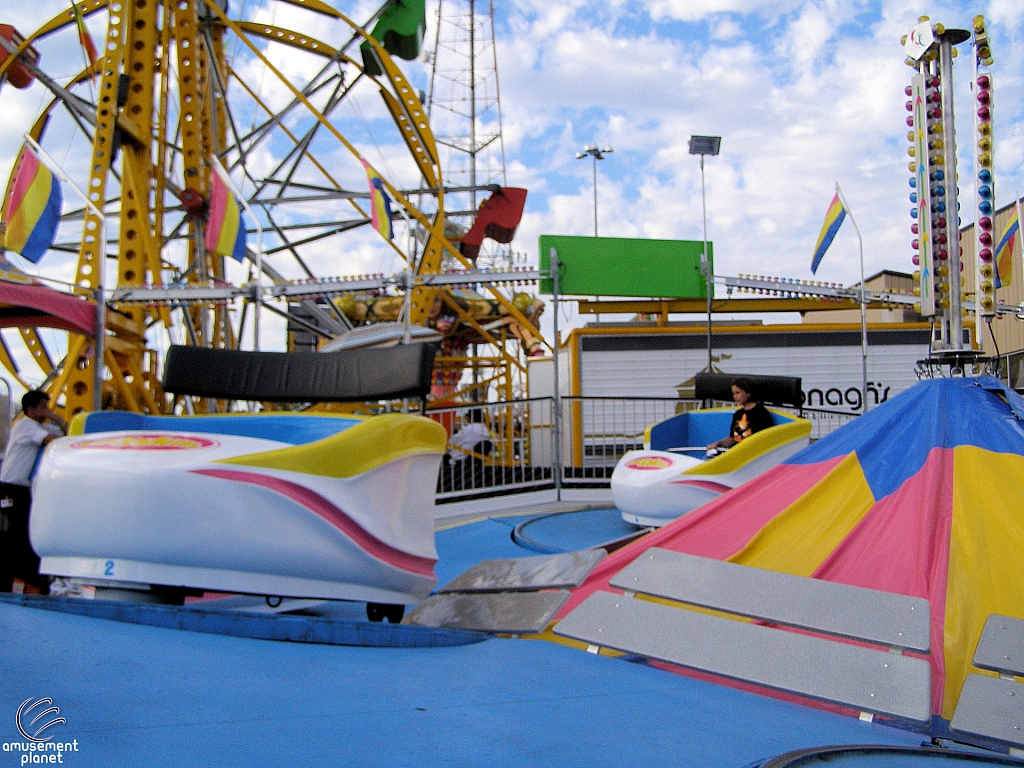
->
[0,507,1013,766]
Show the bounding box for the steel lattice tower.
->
[426,0,511,268]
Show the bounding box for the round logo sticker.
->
[624,456,673,471]
[71,434,220,450]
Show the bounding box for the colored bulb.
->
[936,233,947,245]
[978,169,992,182]
[912,239,920,250]
[980,200,992,214]
[980,248,993,262]
[912,255,920,266]
[910,193,918,203]
[979,217,992,231]
[934,186,945,197]
[977,74,990,88]
[979,185,992,199]
[935,217,947,228]
[911,208,918,218]
[909,177,917,188]
[980,232,993,246]
[978,106,991,120]
[977,90,990,105]
[911,223,919,234]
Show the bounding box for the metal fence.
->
[431,397,859,503]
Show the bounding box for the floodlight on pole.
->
[689,134,721,372]
[576,144,613,237]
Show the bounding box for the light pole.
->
[576,144,613,236]
[689,135,721,372]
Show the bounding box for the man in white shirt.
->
[448,409,492,462]
[0,390,65,593]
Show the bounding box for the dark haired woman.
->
[705,377,774,456]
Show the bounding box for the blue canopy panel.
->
[785,377,1024,499]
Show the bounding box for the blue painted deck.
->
[0,601,928,767]
[0,508,957,766]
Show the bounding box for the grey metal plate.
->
[403,590,570,634]
[951,674,1024,747]
[439,550,606,594]
[974,614,1024,677]
[610,548,930,652]
[554,591,932,723]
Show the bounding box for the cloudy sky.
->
[1,0,1022,367]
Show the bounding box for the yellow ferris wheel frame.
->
[0,0,540,418]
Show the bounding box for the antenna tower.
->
[426,0,511,268]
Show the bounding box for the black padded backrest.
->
[694,373,803,407]
[162,343,438,403]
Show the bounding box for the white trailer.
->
[528,323,933,467]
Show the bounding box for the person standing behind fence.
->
[0,390,66,593]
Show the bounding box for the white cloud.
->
[2,0,1022,357]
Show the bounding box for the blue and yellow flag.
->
[1,147,62,264]
[361,160,394,240]
[994,204,1019,289]
[810,193,846,274]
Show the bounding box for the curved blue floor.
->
[434,507,638,587]
[511,507,640,553]
[0,601,928,767]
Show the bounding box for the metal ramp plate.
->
[610,548,930,652]
[403,590,571,634]
[439,550,606,594]
[554,590,932,723]
[951,674,1024,748]
[973,615,1024,676]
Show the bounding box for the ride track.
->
[0,0,545,419]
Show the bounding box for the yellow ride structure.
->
[0,0,543,419]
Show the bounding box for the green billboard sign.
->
[538,235,712,298]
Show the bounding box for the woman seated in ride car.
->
[705,377,774,457]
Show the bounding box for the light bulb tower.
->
[902,17,977,372]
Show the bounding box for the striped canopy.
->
[559,376,1024,720]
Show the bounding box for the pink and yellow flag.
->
[810,193,846,274]
[994,204,1020,289]
[205,171,246,262]
[361,160,394,240]
[1,146,62,264]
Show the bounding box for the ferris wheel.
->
[0,0,543,418]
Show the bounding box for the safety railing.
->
[430,397,860,502]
